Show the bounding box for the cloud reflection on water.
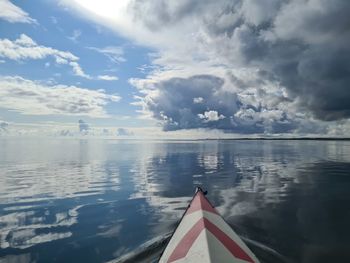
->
[0,139,349,262]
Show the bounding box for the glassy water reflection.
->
[0,139,350,262]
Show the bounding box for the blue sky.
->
[0,0,157,135]
[1,0,350,138]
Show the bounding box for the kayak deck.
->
[159,188,260,263]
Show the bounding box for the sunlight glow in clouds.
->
[63,0,350,136]
[68,0,133,38]
[73,0,128,21]
[0,0,349,137]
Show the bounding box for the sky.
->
[0,0,350,138]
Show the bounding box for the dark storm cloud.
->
[140,75,297,134]
[130,0,350,123]
[212,0,350,121]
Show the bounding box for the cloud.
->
[68,61,91,79]
[132,74,302,133]
[64,0,350,134]
[193,97,204,104]
[68,29,82,42]
[97,75,118,81]
[88,46,126,64]
[78,119,89,133]
[0,34,91,76]
[0,34,120,81]
[0,76,121,117]
[0,0,37,24]
[116,128,133,136]
[0,120,9,133]
[198,111,225,122]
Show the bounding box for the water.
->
[0,138,350,263]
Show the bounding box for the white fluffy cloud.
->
[193,97,204,104]
[0,76,120,117]
[69,61,91,79]
[0,34,117,80]
[97,75,118,81]
[0,34,77,61]
[198,111,225,122]
[0,34,91,77]
[0,0,36,24]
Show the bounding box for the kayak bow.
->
[159,188,260,263]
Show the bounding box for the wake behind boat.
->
[159,187,260,262]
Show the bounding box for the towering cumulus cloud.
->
[68,0,350,133]
[132,74,298,133]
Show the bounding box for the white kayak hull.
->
[159,188,260,263]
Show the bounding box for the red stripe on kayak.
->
[186,191,218,215]
[167,217,255,263]
[167,217,205,262]
[205,218,255,263]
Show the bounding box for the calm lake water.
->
[0,138,350,263]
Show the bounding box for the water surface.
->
[0,139,350,262]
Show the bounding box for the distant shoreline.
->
[201,137,350,141]
[1,136,350,141]
[135,137,350,142]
